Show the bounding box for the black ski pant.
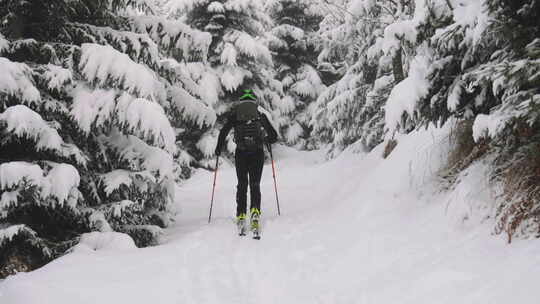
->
[235,149,264,217]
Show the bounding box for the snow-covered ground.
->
[1,125,540,304]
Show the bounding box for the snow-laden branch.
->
[170,86,217,127]
[0,58,40,104]
[79,43,166,101]
[100,170,155,196]
[0,161,80,207]
[99,130,174,178]
[131,16,211,61]
[1,105,63,151]
[116,93,177,154]
[67,22,162,68]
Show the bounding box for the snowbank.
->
[73,232,136,252]
[1,125,539,304]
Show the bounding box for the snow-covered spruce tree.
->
[310,0,414,155]
[265,0,325,149]
[166,0,279,163]
[470,0,540,241]
[381,0,540,240]
[384,0,485,134]
[0,0,210,275]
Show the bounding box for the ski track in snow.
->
[1,133,540,304]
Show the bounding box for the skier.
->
[214,90,278,238]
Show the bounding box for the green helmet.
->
[239,89,257,101]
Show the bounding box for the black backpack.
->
[233,101,265,151]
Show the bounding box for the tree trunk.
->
[392,47,405,83]
[363,63,378,85]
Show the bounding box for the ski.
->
[237,215,247,236]
[250,208,261,240]
[251,219,261,240]
[238,224,247,237]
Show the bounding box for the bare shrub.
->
[439,119,490,184]
[493,123,540,243]
[382,139,398,159]
[438,120,540,242]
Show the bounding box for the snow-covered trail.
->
[2,130,540,304]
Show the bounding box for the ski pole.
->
[208,155,219,224]
[266,143,281,216]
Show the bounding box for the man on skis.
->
[214,90,278,238]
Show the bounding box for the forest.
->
[0,0,539,298]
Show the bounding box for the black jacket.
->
[215,111,278,154]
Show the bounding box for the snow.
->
[366,74,393,107]
[166,0,211,14]
[447,78,464,111]
[101,170,137,195]
[73,23,161,67]
[131,16,211,60]
[100,170,155,196]
[452,0,489,47]
[0,190,19,210]
[111,200,138,218]
[0,58,41,104]
[0,33,9,53]
[0,225,36,247]
[0,162,43,190]
[100,130,174,179]
[0,105,63,151]
[220,43,238,66]
[42,163,80,206]
[42,64,73,92]
[177,150,195,166]
[170,86,217,127]
[381,20,417,54]
[116,93,177,153]
[367,0,431,58]
[284,122,303,143]
[272,24,305,41]
[196,132,218,158]
[471,113,509,142]
[0,161,80,207]
[207,1,225,13]
[165,60,207,100]
[70,86,117,134]
[219,66,249,91]
[279,95,296,114]
[229,31,273,66]
[79,43,165,101]
[443,160,495,227]
[73,232,136,253]
[385,49,432,133]
[88,212,113,232]
[198,72,221,106]
[290,65,325,99]
[225,0,262,14]
[2,125,540,304]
